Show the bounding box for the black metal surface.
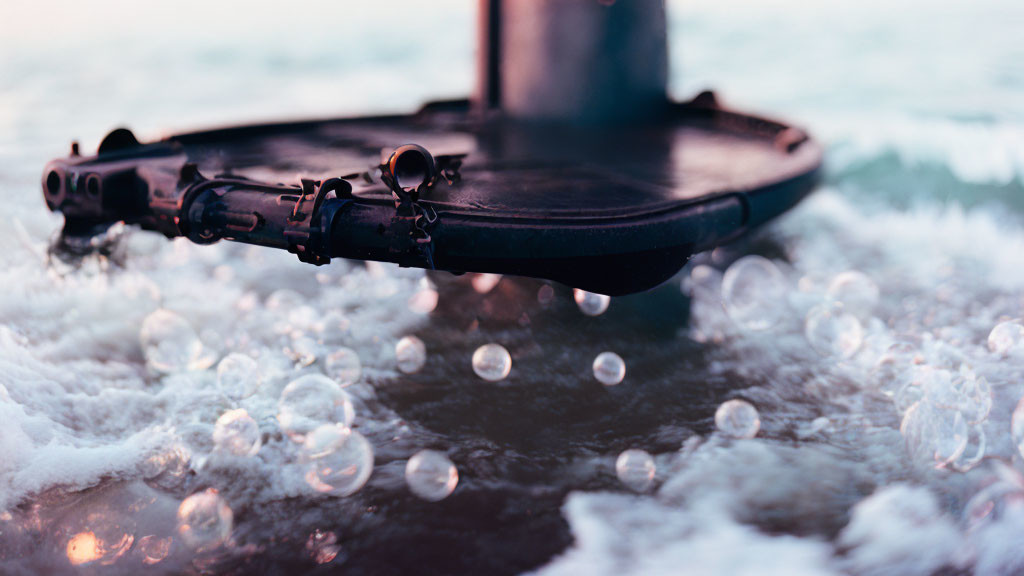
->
[42,94,821,295]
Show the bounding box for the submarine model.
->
[41,0,821,296]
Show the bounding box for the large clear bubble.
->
[472,343,512,382]
[139,309,213,374]
[177,489,233,552]
[301,424,374,496]
[721,255,788,331]
[278,374,355,443]
[615,449,656,492]
[396,335,427,374]
[405,449,459,502]
[714,399,761,439]
[212,409,262,456]
[826,270,879,319]
[573,289,610,317]
[592,351,626,386]
[804,303,864,359]
[215,353,261,401]
[325,347,362,387]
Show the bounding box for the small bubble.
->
[826,270,879,319]
[472,343,512,381]
[988,320,1024,356]
[306,530,342,565]
[137,535,172,565]
[715,399,761,439]
[592,352,626,386]
[804,303,864,359]
[288,335,321,367]
[573,289,610,316]
[615,449,655,492]
[177,489,232,552]
[216,353,260,400]
[212,409,261,456]
[302,424,374,496]
[140,309,212,374]
[405,450,459,501]
[471,273,502,294]
[1011,397,1024,460]
[278,375,355,443]
[721,255,787,330]
[325,347,362,387]
[396,336,427,374]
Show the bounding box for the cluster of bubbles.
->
[706,253,1024,478]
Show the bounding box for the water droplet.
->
[278,374,355,443]
[306,530,342,565]
[615,449,655,492]
[471,273,502,294]
[216,353,260,400]
[212,409,261,456]
[804,303,864,359]
[325,347,362,387]
[140,309,211,374]
[826,270,879,319]
[715,399,761,439]
[721,255,787,330]
[988,320,1024,356]
[472,343,512,381]
[592,352,626,386]
[177,489,233,552]
[405,450,459,501]
[573,289,610,316]
[395,336,427,374]
[137,535,172,565]
[302,424,374,496]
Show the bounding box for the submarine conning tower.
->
[475,0,670,123]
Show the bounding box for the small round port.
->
[45,170,61,196]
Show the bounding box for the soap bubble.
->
[140,309,212,374]
[302,424,374,496]
[592,352,626,386]
[317,310,351,345]
[405,449,459,501]
[278,375,355,442]
[615,449,656,492]
[951,423,986,472]
[288,335,321,367]
[721,255,787,330]
[804,303,864,359]
[396,336,427,374]
[212,409,261,456]
[215,353,261,400]
[573,289,610,316]
[988,320,1024,356]
[325,347,362,387]
[472,343,512,381]
[136,535,172,565]
[826,270,879,319]
[900,401,968,468]
[471,273,502,294]
[177,489,233,552]
[306,530,342,565]
[715,399,761,439]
